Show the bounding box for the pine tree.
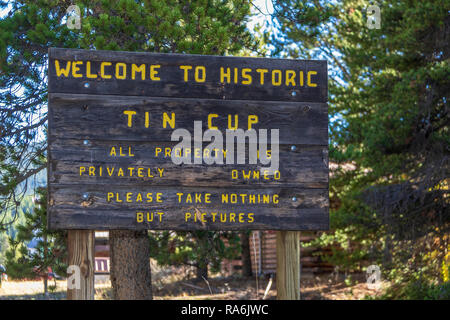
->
[1,0,257,298]
[149,230,241,281]
[272,0,449,287]
[5,187,66,295]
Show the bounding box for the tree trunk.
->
[196,264,208,281]
[43,275,48,295]
[383,211,393,267]
[240,231,253,277]
[43,234,48,295]
[193,231,209,281]
[109,230,152,300]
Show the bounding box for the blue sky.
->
[249,0,274,30]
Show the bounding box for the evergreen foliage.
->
[271,0,449,295]
[0,0,257,280]
[5,187,66,294]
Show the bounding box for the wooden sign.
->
[47,48,329,231]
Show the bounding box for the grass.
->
[0,272,385,300]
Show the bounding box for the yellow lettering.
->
[220,67,230,83]
[86,61,97,78]
[228,114,238,130]
[123,110,136,127]
[179,65,192,82]
[72,61,83,78]
[285,70,296,86]
[307,71,317,87]
[274,170,281,180]
[241,68,252,85]
[248,115,258,130]
[195,66,206,82]
[150,65,160,80]
[145,111,150,128]
[163,112,175,129]
[272,70,282,86]
[126,192,132,202]
[256,68,268,85]
[222,194,229,203]
[242,171,251,179]
[132,64,145,80]
[107,167,114,176]
[54,60,71,77]
[208,114,218,130]
[107,192,114,202]
[115,62,127,79]
[101,62,112,79]
[273,194,279,204]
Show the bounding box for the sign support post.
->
[67,230,95,300]
[276,231,300,300]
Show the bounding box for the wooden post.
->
[67,230,95,300]
[276,231,300,300]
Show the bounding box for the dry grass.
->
[0,280,67,300]
[0,269,386,300]
[0,278,112,300]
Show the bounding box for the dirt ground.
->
[0,272,385,300]
[152,272,386,300]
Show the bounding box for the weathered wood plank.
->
[49,207,328,231]
[49,185,328,210]
[48,93,328,145]
[48,48,327,102]
[48,161,327,188]
[48,142,328,188]
[48,185,328,230]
